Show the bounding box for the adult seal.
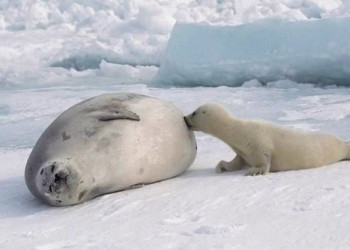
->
[25,93,197,206]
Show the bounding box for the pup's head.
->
[184,104,230,133]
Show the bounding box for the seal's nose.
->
[52,169,69,191]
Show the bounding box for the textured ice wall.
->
[156,17,350,87]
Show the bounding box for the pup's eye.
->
[192,112,196,116]
[203,111,206,114]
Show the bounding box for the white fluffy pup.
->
[184,103,350,176]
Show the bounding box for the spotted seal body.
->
[25,93,197,206]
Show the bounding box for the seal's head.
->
[32,158,91,206]
[184,103,231,134]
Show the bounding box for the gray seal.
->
[25,93,197,206]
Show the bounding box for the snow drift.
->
[156,17,350,87]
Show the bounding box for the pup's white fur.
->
[184,104,350,175]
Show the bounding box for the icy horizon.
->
[1,0,350,89]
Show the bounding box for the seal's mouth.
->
[40,163,70,195]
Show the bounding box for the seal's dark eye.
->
[192,112,196,116]
[203,111,206,114]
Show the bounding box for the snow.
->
[156,18,350,87]
[2,85,350,249]
[2,0,350,249]
[1,0,350,89]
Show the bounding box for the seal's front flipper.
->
[92,109,140,121]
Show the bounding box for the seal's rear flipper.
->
[92,109,140,121]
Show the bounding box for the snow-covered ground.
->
[2,84,350,249]
[2,0,350,249]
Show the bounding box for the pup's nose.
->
[184,116,191,128]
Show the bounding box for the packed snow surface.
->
[2,84,350,249]
[157,18,350,87]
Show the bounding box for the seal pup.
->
[184,103,350,176]
[25,93,196,206]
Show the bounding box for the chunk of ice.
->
[156,18,350,87]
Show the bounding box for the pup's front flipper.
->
[216,155,244,173]
[245,153,271,176]
[246,167,265,176]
